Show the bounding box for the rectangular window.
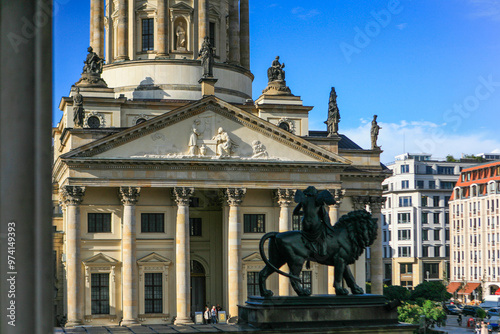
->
[423,263,439,278]
[399,196,412,207]
[433,229,440,241]
[189,218,202,236]
[144,273,162,314]
[433,196,440,207]
[400,263,413,274]
[445,229,450,241]
[433,212,440,224]
[292,214,303,231]
[421,196,428,207]
[91,273,110,314]
[416,180,424,189]
[426,166,433,175]
[422,246,429,257]
[141,213,164,233]
[247,272,260,296]
[88,213,111,233]
[398,229,411,241]
[445,212,449,225]
[437,166,454,175]
[209,22,216,49]
[385,263,392,280]
[428,180,436,189]
[422,229,429,241]
[398,246,411,257]
[300,271,312,292]
[244,214,265,233]
[422,212,428,224]
[401,164,410,173]
[142,18,154,51]
[401,180,409,189]
[442,182,454,190]
[434,246,440,257]
[401,280,413,290]
[398,213,411,224]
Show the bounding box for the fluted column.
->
[119,187,140,326]
[327,189,344,294]
[239,0,250,69]
[116,0,128,61]
[61,186,86,327]
[368,196,385,295]
[198,0,209,49]
[156,0,168,58]
[226,188,246,319]
[228,0,240,64]
[90,0,104,57]
[276,189,295,296]
[173,187,194,325]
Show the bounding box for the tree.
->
[398,300,447,330]
[384,285,411,302]
[446,155,458,162]
[410,281,452,303]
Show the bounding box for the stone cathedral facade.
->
[52,0,388,327]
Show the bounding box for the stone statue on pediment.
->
[212,127,235,157]
[267,56,285,82]
[251,140,268,159]
[371,115,381,149]
[326,87,340,136]
[83,46,104,75]
[188,120,201,156]
[72,87,85,127]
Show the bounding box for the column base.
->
[121,318,139,326]
[174,316,194,325]
[65,319,83,327]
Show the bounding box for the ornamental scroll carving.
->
[119,187,141,205]
[225,188,246,206]
[61,186,86,206]
[276,189,295,207]
[172,187,194,206]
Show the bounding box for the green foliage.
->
[476,308,486,320]
[398,300,447,330]
[446,155,458,162]
[384,285,411,302]
[462,154,485,162]
[410,281,452,302]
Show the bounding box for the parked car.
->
[445,304,461,315]
[487,308,500,317]
[462,305,483,316]
[487,315,499,332]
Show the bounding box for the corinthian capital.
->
[60,186,86,205]
[368,196,386,212]
[119,186,141,205]
[352,195,369,210]
[275,188,295,207]
[329,188,345,206]
[172,187,194,206]
[226,188,246,206]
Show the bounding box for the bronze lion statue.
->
[258,209,378,297]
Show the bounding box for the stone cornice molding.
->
[275,188,296,207]
[118,186,141,205]
[172,187,194,206]
[225,188,246,206]
[61,185,86,205]
[60,97,351,165]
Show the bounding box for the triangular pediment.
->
[170,2,193,11]
[135,0,156,12]
[242,252,262,262]
[83,253,119,265]
[137,252,172,265]
[62,97,351,165]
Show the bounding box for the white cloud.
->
[396,23,408,30]
[342,121,500,164]
[291,7,320,20]
[468,0,500,20]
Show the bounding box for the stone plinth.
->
[75,73,108,88]
[239,295,417,333]
[262,80,292,96]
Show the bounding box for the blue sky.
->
[53,0,500,163]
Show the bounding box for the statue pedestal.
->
[239,295,417,333]
[199,77,218,96]
[75,73,108,88]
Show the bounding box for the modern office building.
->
[52,0,388,327]
[381,153,475,289]
[448,161,500,302]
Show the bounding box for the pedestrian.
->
[211,305,217,324]
[457,314,462,326]
[216,304,222,313]
[204,306,210,324]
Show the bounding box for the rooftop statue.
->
[83,46,104,75]
[267,56,285,82]
[258,186,378,297]
[371,114,381,149]
[199,36,215,78]
[326,87,340,136]
[72,87,85,127]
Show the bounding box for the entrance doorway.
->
[191,260,206,316]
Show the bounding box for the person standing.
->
[211,305,217,324]
[204,306,210,324]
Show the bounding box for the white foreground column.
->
[276,189,295,296]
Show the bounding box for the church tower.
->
[90,0,252,102]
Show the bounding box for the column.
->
[276,189,295,296]
[368,196,385,295]
[90,0,104,57]
[198,0,209,49]
[226,188,246,319]
[227,0,240,64]
[239,0,250,69]
[172,187,194,325]
[61,186,86,327]
[119,186,140,326]
[352,196,368,291]
[327,189,344,294]
[156,0,169,58]
[116,0,129,61]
